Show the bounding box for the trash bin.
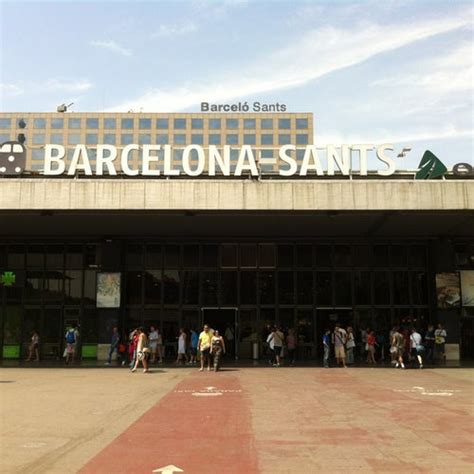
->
[252,342,259,360]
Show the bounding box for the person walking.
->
[434,323,447,362]
[267,326,284,367]
[64,326,77,365]
[128,328,139,369]
[176,328,188,365]
[189,329,199,365]
[345,327,356,365]
[105,326,120,365]
[333,323,348,368]
[149,325,159,364]
[391,327,406,369]
[156,328,164,363]
[424,324,435,363]
[410,328,424,369]
[131,327,150,373]
[286,328,297,366]
[26,330,40,362]
[211,330,226,371]
[366,330,377,364]
[323,329,331,368]
[198,324,213,372]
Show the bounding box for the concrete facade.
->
[0,178,472,211]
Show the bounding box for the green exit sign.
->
[1,271,16,286]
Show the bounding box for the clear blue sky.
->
[0,0,472,168]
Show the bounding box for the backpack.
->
[66,330,76,344]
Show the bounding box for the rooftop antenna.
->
[57,102,74,113]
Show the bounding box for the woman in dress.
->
[131,327,150,373]
[211,330,226,371]
[176,328,188,365]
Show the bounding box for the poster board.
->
[96,272,121,308]
[435,272,460,309]
[460,271,474,307]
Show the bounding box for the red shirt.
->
[367,334,376,346]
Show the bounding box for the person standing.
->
[410,328,424,369]
[345,327,356,365]
[366,330,377,364]
[198,324,213,372]
[424,324,435,363]
[131,327,149,373]
[224,325,235,357]
[105,326,120,365]
[64,326,77,365]
[176,328,188,365]
[267,327,284,367]
[211,330,226,371]
[149,325,159,364]
[189,329,199,365]
[128,328,139,369]
[323,329,331,368]
[434,323,447,362]
[333,323,347,368]
[391,327,406,369]
[286,328,297,366]
[26,330,40,362]
[156,328,164,363]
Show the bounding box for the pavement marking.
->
[173,386,243,397]
[393,386,460,396]
[152,464,184,474]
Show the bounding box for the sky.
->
[0,0,472,169]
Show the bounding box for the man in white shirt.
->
[410,328,424,369]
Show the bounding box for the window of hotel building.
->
[86,133,98,145]
[278,118,291,129]
[191,118,203,129]
[33,118,46,129]
[226,134,238,145]
[174,149,184,160]
[174,134,186,145]
[51,118,64,129]
[33,134,45,145]
[261,134,273,145]
[209,134,221,145]
[104,133,116,145]
[261,150,273,158]
[261,119,273,129]
[230,149,239,161]
[278,134,291,145]
[156,134,168,145]
[174,118,186,129]
[244,119,256,129]
[296,134,309,145]
[86,118,99,129]
[296,118,308,129]
[0,134,10,142]
[157,118,168,129]
[121,118,134,129]
[209,119,221,130]
[243,134,256,145]
[31,164,43,171]
[296,149,305,163]
[226,118,239,129]
[139,118,151,129]
[191,134,203,145]
[121,134,133,145]
[0,118,11,128]
[104,118,116,129]
[50,133,63,144]
[138,134,151,145]
[32,149,43,160]
[68,118,82,129]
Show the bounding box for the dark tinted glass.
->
[354,271,371,305]
[221,271,237,305]
[241,244,257,268]
[374,271,390,304]
[182,271,199,304]
[240,272,257,304]
[278,245,293,267]
[297,271,313,304]
[278,271,294,304]
[126,271,142,305]
[163,270,180,304]
[202,271,218,305]
[259,272,275,305]
[144,270,161,304]
[315,272,332,305]
[334,272,352,305]
[315,245,332,266]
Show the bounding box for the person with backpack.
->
[332,323,348,368]
[65,326,77,365]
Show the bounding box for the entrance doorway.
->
[201,308,237,359]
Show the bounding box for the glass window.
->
[121,134,133,145]
[259,272,275,304]
[315,272,332,305]
[279,134,291,145]
[221,272,237,305]
[86,133,98,145]
[354,271,371,305]
[260,245,276,268]
[209,134,221,145]
[297,271,313,304]
[65,270,82,304]
[182,271,199,304]
[174,134,186,145]
[183,245,199,267]
[164,245,180,267]
[279,118,291,129]
[104,118,116,129]
[202,271,218,305]
[278,271,294,304]
[126,271,143,305]
[412,271,428,305]
[139,134,151,145]
[240,272,257,304]
[156,134,168,145]
[68,118,81,129]
[86,118,99,129]
[209,119,221,129]
[139,118,151,129]
[174,118,186,129]
[221,244,238,267]
[297,246,313,268]
[244,119,255,129]
[243,134,256,145]
[191,118,203,129]
[191,134,203,145]
[203,245,218,267]
[65,245,83,268]
[145,244,161,268]
[374,245,389,267]
[261,134,273,145]
[261,118,273,129]
[46,245,63,268]
[296,134,308,145]
[296,118,308,129]
[25,271,43,302]
[33,118,46,129]
[121,118,134,129]
[241,244,257,268]
[0,118,12,128]
[374,271,390,304]
[104,133,116,145]
[334,245,351,266]
[410,245,427,267]
[33,134,45,145]
[261,150,273,158]
[353,245,371,267]
[32,149,43,160]
[50,133,63,144]
[226,118,239,129]
[226,134,238,145]
[51,118,64,129]
[84,270,97,304]
[391,246,407,267]
[144,270,162,304]
[68,134,81,145]
[156,118,168,129]
[125,244,143,268]
[278,245,293,267]
[393,271,409,305]
[335,272,352,305]
[0,133,9,142]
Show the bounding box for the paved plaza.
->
[1,366,473,473]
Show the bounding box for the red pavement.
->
[80,372,258,474]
